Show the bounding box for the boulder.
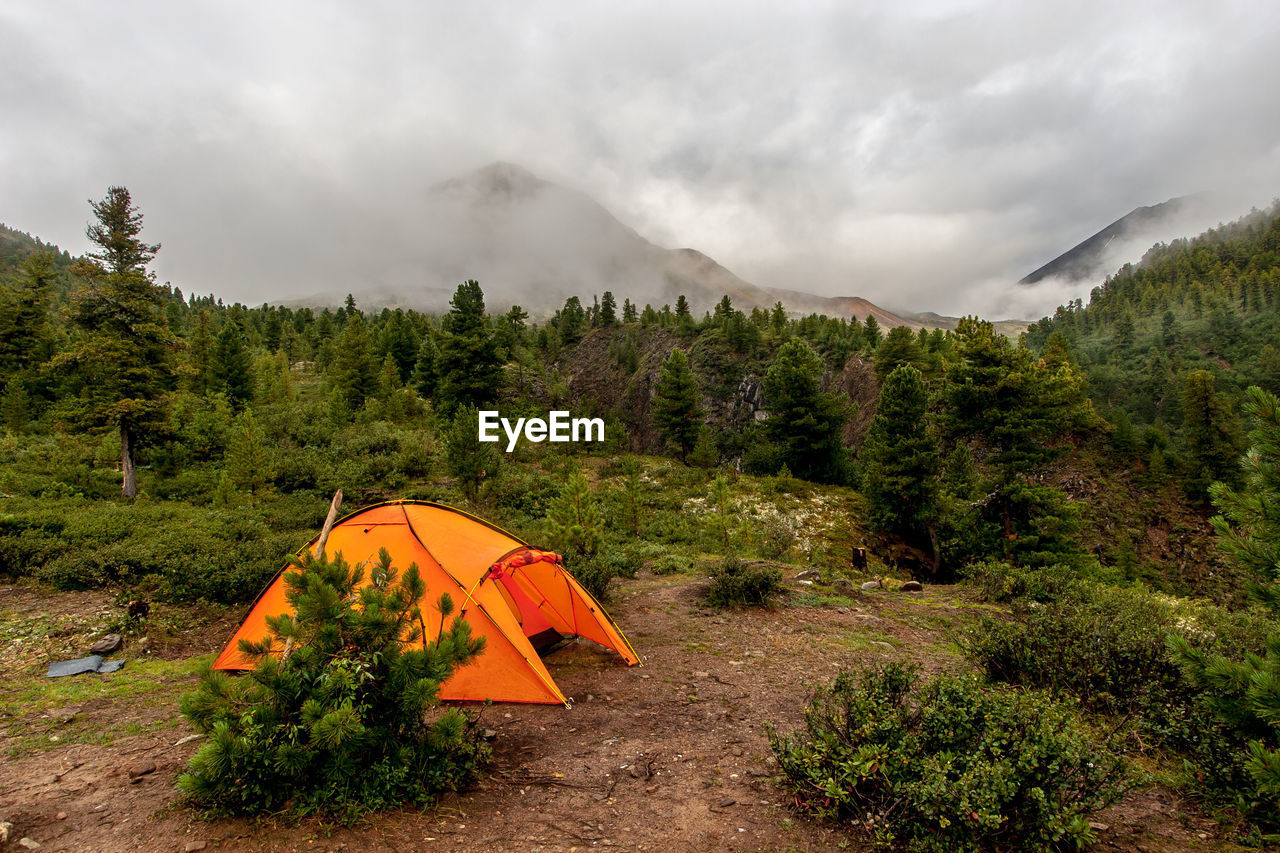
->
[831,578,856,595]
[860,581,881,591]
[793,569,821,582]
[89,634,123,655]
[900,580,924,592]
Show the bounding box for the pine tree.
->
[57,187,175,499]
[329,313,377,413]
[444,405,497,502]
[210,321,254,409]
[178,548,488,819]
[412,332,440,399]
[874,325,925,380]
[599,291,618,326]
[863,315,882,350]
[225,409,271,495]
[652,348,705,462]
[546,467,604,560]
[437,281,502,414]
[187,311,214,393]
[1180,370,1242,499]
[1171,386,1280,833]
[862,364,939,544]
[762,339,851,484]
[622,298,637,324]
[0,251,55,375]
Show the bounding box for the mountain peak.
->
[433,161,548,201]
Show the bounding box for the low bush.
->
[966,581,1277,826]
[768,663,1130,852]
[705,555,784,607]
[566,555,615,603]
[178,549,490,821]
[962,560,1093,604]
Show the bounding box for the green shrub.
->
[178,548,489,821]
[768,663,1130,852]
[650,554,687,576]
[566,555,615,603]
[966,582,1277,820]
[706,556,784,607]
[966,586,1181,717]
[961,560,1093,604]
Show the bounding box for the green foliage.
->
[1170,386,1280,835]
[443,405,497,502]
[545,467,604,560]
[768,663,1129,852]
[762,338,850,484]
[873,324,925,380]
[1208,386,1280,609]
[861,364,938,543]
[56,186,176,499]
[652,348,704,462]
[178,548,489,820]
[1180,370,1243,499]
[329,313,377,413]
[437,280,501,414]
[210,321,253,408]
[705,555,783,608]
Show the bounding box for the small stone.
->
[56,812,67,821]
[645,785,657,794]
[860,581,881,591]
[717,797,736,808]
[89,633,123,654]
[831,579,855,595]
[482,729,497,741]
[0,822,11,843]
[870,641,894,650]
[797,580,813,586]
[184,841,208,852]
[126,761,156,779]
[793,569,820,581]
[19,839,40,850]
[899,580,923,592]
[1088,822,1109,832]
[692,671,710,679]
[745,650,764,658]
[174,734,205,747]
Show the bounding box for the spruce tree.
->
[444,405,498,502]
[0,251,55,375]
[437,281,501,415]
[1172,386,1280,833]
[1180,370,1242,499]
[599,291,618,326]
[862,364,938,543]
[412,332,440,399]
[652,348,705,462]
[210,321,254,409]
[863,314,882,350]
[57,187,175,499]
[874,325,925,380]
[762,338,850,484]
[329,313,377,413]
[546,467,605,560]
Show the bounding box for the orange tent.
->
[213,500,639,705]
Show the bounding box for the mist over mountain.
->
[299,162,926,324]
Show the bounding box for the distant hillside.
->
[1020,196,1199,285]
[299,162,917,324]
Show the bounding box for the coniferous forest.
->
[3,189,1280,849]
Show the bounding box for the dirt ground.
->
[0,576,1243,852]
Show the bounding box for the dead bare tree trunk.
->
[315,489,343,560]
[282,490,343,661]
[121,423,137,499]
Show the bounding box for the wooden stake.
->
[315,489,344,560]
[282,490,343,662]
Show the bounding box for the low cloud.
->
[2,1,1278,317]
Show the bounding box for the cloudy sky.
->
[2,0,1279,318]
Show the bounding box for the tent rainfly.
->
[214,500,639,705]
